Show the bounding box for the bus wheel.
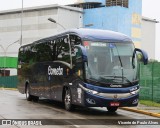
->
[64,88,73,111]
[107,107,118,112]
[33,96,39,102]
[26,85,32,101]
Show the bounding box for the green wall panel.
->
[0,76,17,88]
[0,57,18,68]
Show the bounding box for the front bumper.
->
[79,83,139,107]
[84,91,139,107]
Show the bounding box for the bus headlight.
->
[130,91,136,95]
[130,89,139,95]
[88,90,98,95]
[79,84,98,95]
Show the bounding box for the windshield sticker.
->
[84,41,89,46]
[109,43,115,48]
[91,43,106,47]
[94,57,97,62]
[85,46,90,49]
[84,41,90,49]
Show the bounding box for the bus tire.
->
[33,96,39,102]
[64,88,74,111]
[107,106,118,112]
[26,85,33,101]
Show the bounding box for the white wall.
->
[0,5,83,75]
[58,7,83,31]
[141,19,156,60]
[0,5,83,56]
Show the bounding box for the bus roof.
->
[66,28,132,42]
[23,28,132,47]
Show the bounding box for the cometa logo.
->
[48,66,63,75]
[110,84,122,87]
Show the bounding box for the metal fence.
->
[139,62,160,102]
[0,76,17,88]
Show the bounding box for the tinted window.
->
[18,35,81,64]
[18,45,35,64]
[56,36,71,64]
[72,46,83,79]
[34,42,52,62]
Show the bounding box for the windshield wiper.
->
[87,78,103,85]
[114,76,134,85]
[99,75,115,79]
[114,44,124,83]
[100,75,134,85]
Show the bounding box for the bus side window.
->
[73,47,83,79]
[19,46,34,64]
[56,36,71,64]
[18,48,25,64]
[34,42,52,62]
[70,35,81,55]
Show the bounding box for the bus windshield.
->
[84,41,138,85]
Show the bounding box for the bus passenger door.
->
[72,46,84,105]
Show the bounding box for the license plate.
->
[110,102,120,106]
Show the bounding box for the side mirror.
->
[133,48,148,65]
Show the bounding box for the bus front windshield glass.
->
[84,41,138,85]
